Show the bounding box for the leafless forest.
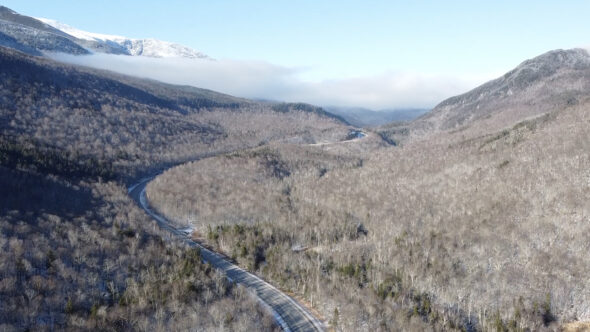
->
[2,43,590,331]
[0,47,347,179]
[147,90,590,330]
[0,47,347,331]
[0,172,279,331]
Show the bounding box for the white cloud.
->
[48,53,493,110]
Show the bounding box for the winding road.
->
[128,176,325,332]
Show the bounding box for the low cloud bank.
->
[49,53,492,109]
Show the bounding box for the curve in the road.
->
[129,177,325,332]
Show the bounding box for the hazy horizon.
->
[5,1,590,109]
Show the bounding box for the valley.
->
[144,50,590,331]
[0,42,350,330]
[130,176,324,331]
[1,4,589,332]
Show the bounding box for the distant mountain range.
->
[0,5,209,59]
[325,106,428,127]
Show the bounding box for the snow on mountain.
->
[36,18,126,42]
[115,38,209,58]
[36,17,210,59]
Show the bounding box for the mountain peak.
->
[518,48,590,68]
[36,17,210,59]
[499,48,590,89]
[0,6,210,59]
[407,48,590,139]
[35,17,126,42]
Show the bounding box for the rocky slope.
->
[378,48,590,144]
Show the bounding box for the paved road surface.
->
[129,177,325,332]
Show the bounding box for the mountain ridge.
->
[37,17,210,59]
[326,106,428,127]
[375,48,590,144]
[0,45,349,175]
[0,5,209,59]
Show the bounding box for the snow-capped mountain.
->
[36,18,210,59]
[0,5,210,59]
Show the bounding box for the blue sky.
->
[4,1,590,108]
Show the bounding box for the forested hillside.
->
[0,162,278,330]
[0,46,349,179]
[378,49,590,145]
[0,46,350,330]
[147,50,590,331]
[2,9,590,329]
